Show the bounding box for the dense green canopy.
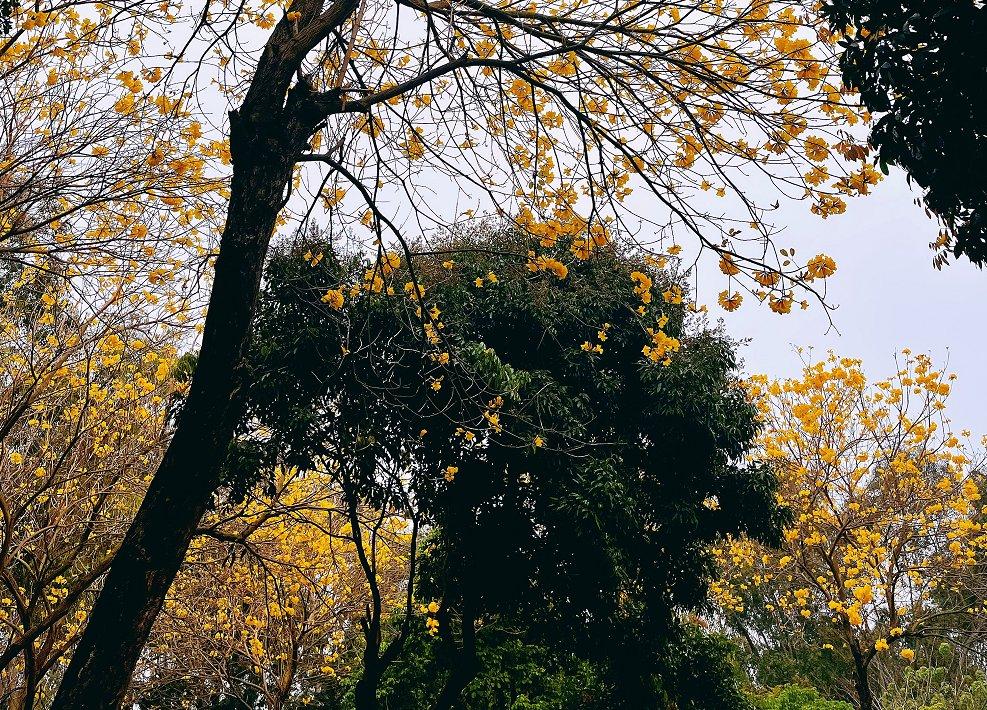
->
[824,0,987,265]
[229,227,785,707]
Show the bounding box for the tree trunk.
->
[46,5,359,706]
[354,668,382,710]
[851,645,876,710]
[432,600,478,710]
[49,80,320,710]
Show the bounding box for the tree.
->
[328,615,615,710]
[879,643,987,710]
[822,0,987,266]
[327,617,755,710]
[231,226,785,708]
[713,353,987,710]
[0,262,181,709]
[131,467,410,710]
[755,685,853,710]
[0,0,879,703]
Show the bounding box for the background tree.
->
[0,262,181,709]
[822,0,987,266]
[131,467,410,710]
[230,226,786,708]
[713,353,987,710]
[878,643,987,710]
[755,685,853,710]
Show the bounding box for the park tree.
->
[131,467,410,709]
[713,353,987,710]
[0,261,182,709]
[225,227,786,708]
[822,0,987,266]
[0,0,882,704]
[878,644,987,710]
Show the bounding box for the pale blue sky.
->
[699,170,987,438]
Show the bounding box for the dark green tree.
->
[232,226,786,709]
[823,0,987,265]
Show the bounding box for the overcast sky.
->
[697,169,987,438]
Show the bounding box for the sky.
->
[697,169,987,438]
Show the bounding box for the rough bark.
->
[48,11,354,707]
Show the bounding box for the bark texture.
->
[49,8,354,706]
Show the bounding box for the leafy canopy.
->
[231,226,786,707]
[823,0,987,265]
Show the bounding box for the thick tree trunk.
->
[354,668,382,710]
[433,488,480,710]
[432,601,478,710]
[851,645,876,710]
[48,6,356,707]
[49,84,317,709]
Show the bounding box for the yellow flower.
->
[769,294,793,314]
[320,289,345,310]
[806,254,837,279]
[853,586,873,605]
[444,466,458,482]
[533,435,544,448]
[717,290,743,312]
[755,271,780,287]
[662,286,684,304]
[630,271,653,302]
[718,255,740,276]
[874,638,889,652]
[900,648,915,662]
[804,136,829,162]
[8,452,24,465]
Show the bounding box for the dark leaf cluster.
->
[823,0,987,264]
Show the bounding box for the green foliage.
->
[822,0,987,264]
[322,616,612,710]
[746,644,852,700]
[323,617,754,710]
[754,686,853,710]
[879,651,987,710]
[235,225,784,707]
[662,628,756,710]
[724,587,853,693]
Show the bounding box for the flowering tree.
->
[225,229,787,709]
[713,353,987,710]
[0,0,887,703]
[0,263,182,709]
[133,467,410,710]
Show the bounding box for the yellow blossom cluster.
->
[140,467,412,706]
[0,265,182,697]
[712,352,987,663]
